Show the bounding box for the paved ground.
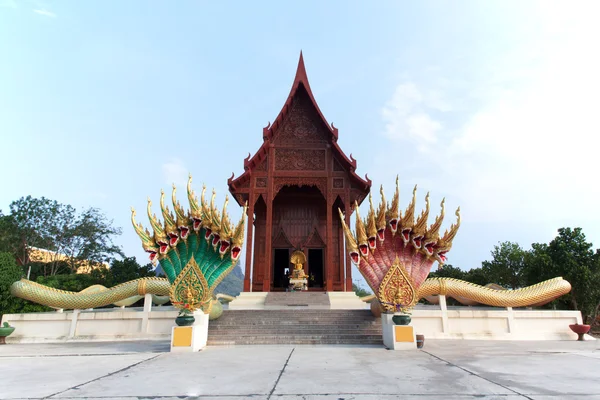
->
[1,340,599,400]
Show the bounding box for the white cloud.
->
[373,1,600,267]
[33,9,56,18]
[162,159,189,188]
[382,82,445,146]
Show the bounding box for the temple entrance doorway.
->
[273,248,290,290]
[308,248,324,288]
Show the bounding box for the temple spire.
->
[294,50,309,89]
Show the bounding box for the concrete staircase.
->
[264,292,331,308]
[207,309,382,345]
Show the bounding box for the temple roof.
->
[228,52,371,201]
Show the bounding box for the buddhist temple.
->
[228,52,371,292]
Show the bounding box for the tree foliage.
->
[353,282,372,297]
[105,257,155,287]
[2,196,124,275]
[0,252,23,318]
[481,242,527,289]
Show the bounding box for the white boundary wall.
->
[1,294,590,342]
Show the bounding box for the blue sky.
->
[1,1,599,287]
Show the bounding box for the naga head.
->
[338,208,360,265]
[187,175,203,232]
[229,202,247,262]
[210,189,222,249]
[160,190,179,247]
[434,207,460,265]
[131,208,160,264]
[201,186,213,242]
[400,185,417,244]
[146,198,170,254]
[411,192,430,249]
[376,186,387,243]
[366,195,378,252]
[172,184,191,240]
[423,198,445,257]
[217,196,233,257]
[354,201,369,258]
[386,176,400,236]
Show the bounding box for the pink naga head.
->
[338,180,460,313]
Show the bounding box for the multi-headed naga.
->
[339,178,572,312]
[131,175,246,313]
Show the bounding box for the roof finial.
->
[295,50,308,86]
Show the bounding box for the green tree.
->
[0,252,23,318]
[481,242,527,289]
[7,196,124,276]
[0,211,27,267]
[353,282,372,297]
[463,267,491,287]
[428,264,466,280]
[541,228,600,324]
[106,257,154,287]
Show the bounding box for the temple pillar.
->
[338,223,345,291]
[263,197,273,291]
[326,191,333,292]
[243,194,255,292]
[344,201,352,292]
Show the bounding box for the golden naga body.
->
[338,178,572,313]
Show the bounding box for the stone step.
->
[208,321,381,332]
[219,310,373,316]
[207,309,381,345]
[209,325,381,335]
[264,292,331,307]
[208,339,384,345]
[214,318,375,322]
[208,334,383,340]
[213,316,378,321]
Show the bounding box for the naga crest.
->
[338,181,460,313]
[131,176,247,314]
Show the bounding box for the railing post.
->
[439,295,449,334]
[141,293,152,333]
[69,309,80,338]
[506,306,515,334]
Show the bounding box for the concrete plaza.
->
[1,340,599,400]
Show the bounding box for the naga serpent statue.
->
[11,176,570,311]
[338,178,571,313]
[11,175,246,313]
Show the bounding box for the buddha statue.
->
[289,250,308,290]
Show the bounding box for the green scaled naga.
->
[131,175,247,314]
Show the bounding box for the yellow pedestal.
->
[170,313,209,352]
[381,314,417,350]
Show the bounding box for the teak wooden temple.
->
[228,53,371,292]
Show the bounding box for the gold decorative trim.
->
[169,257,212,313]
[377,257,417,313]
[137,279,147,296]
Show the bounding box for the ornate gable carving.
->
[275,149,325,171]
[273,90,329,145]
[333,158,344,171]
[274,177,327,198]
[255,158,267,171]
[304,227,326,248]
[273,227,294,248]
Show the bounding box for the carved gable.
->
[272,87,329,145]
[304,227,326,248]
